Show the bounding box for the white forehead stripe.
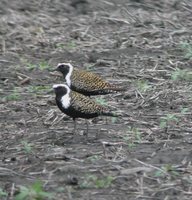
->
[65,63,73,87]
[57,62,71,67]
[53,84,66,89]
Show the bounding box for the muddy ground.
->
[0,0,192,199]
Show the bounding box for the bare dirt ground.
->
[0,0,192,199]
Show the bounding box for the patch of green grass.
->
[180,41,192,59]
[84,65,95,71]
[26,63,37,71]
[95,97,108,106]
[127,142,135,149]
[154,164,180,178]
[136,80,151,93]
[180,107,189,114]
[21,141,33,154]
[94,176,114,189]
[56,41,76,50]
[65,41,76,50]
[131,127,142,142]
[4,88,20,101]
[87,155,100,162]
[171,68,192,81]
[28,85,51,94]
[39,61,52,71]
[111,116,118,123]
[160,114,178,128]
[0,188,8,198]
[123,127,142,149]
[20,58,36,71]
[55,43,65,49]
[21,58,51,71]
[80,175,114,189]
[126,127,141,141]
[28,85,51,93]
[15,181,54,200]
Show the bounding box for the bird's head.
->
[55,63,73,78]
[53,84,70,96]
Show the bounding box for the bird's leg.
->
[73,118,77,136]
[84,120,89,138]
[95,127,100,139]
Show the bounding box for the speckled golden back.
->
[71,68,113,91]
[69,90,107,115]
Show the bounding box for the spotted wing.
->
[70,91,105,115]
[71,69,111,92]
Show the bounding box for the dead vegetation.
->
[0,0,192,199]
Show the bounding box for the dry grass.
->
[0,0,192,199]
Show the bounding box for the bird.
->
[54,63,125,96]
[53,84,117,136]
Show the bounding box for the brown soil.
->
[0,0,192,199]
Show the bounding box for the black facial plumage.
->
[53,85,68,99]
[56,64,70,78]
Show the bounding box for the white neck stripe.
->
[61,92,71,109]
[65,64,73,87]
[60,84,71,109]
